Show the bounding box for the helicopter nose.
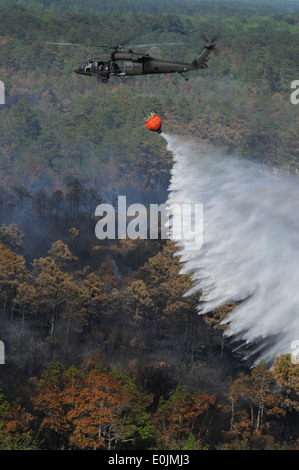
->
[74,67,83,74]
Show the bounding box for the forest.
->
[0,0,299,451]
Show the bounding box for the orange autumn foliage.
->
[32,360,131,450]
[66,370,128,449]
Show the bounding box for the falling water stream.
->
[164,134,299,364]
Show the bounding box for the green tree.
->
[0,383,38,450]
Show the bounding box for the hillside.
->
[0,0,298,451]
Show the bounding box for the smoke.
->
[164,134,299,365]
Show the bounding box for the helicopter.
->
[49,36,218,83]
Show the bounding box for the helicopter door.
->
[110,61,124,76]
[124,61,143,75]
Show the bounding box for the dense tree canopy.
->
[0,0,298,451]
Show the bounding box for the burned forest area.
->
[0,0,299,452]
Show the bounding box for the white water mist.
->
[164,134,299,364]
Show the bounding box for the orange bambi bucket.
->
[145,114,162,133]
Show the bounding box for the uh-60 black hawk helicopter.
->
[49,35,218,83]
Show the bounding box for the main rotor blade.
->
[46,41,83,46]
[127,42,185,48]
[46,41,109,48]
[46,40,186,50]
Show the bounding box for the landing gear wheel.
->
[100,74,109,83]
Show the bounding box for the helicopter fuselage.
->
[74,45,213,82]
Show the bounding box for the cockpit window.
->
[81,58,93,68]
